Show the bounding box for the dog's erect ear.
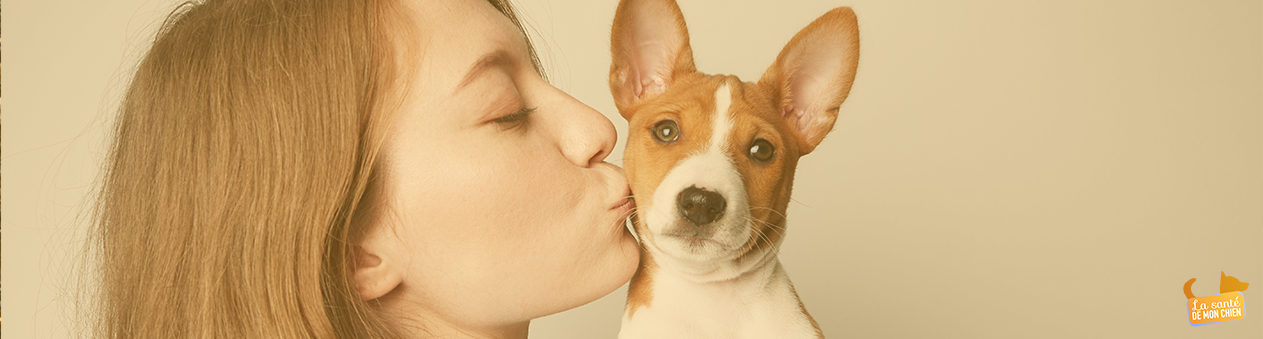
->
[610,0,696,117]
[759,7,860,155]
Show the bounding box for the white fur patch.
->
[619,262,819,339]
[709,83,734,152]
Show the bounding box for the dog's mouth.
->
[655,223,740,253]
[661,230,717,244]
[659,234,723,255]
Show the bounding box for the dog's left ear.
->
[759,7,860,155]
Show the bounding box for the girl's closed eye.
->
[494,106,536,130]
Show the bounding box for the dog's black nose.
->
[677,186,726,226]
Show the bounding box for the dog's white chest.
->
[618,263,819,339]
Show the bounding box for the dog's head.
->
[611,0,859,278]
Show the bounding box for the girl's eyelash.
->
[494,106,536,125]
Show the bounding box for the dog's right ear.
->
[609,0,696,118]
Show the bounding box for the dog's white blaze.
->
[709,83,734,152]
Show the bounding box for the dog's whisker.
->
[744,216,787,258]
[608,203,644,237]
[788,197,813,208]
[749,206,790,221]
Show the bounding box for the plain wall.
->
[3,0,1260,338]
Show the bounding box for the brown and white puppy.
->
[610,0,859,338]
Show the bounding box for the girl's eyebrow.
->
[455,49,511,92]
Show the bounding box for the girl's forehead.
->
[401,0,531,85]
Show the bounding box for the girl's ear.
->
[759,7,860,155]
[353,229,404,301]
[609,0,697,117]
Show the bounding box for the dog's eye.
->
[749,139,774,162]
[653,121,680,143]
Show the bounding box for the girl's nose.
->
[551,91,617,167]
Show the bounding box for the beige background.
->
[3,0,1260,338]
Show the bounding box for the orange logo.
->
[1184,272,1249,326]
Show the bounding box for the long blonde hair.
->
[90,0,539,337]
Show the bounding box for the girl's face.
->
[359,0,640,335]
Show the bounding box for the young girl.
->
[91,0,639,337]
